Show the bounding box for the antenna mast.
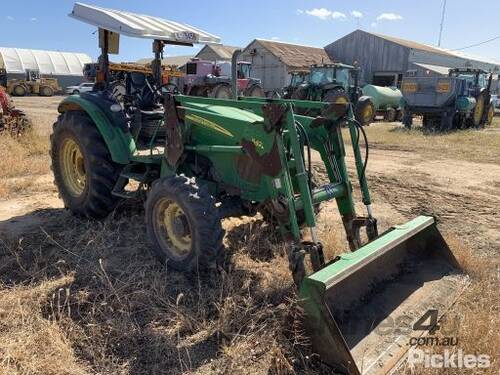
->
[438,0,447,47]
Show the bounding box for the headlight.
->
[402,81,418,93]
[436,80,451,93]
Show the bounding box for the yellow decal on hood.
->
[185,113,234,138]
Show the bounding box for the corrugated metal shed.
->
[325,30,500,86]
[70,2,220,44]
[0,47,91,75]
[195,45,240,61]
[249,39,331,69]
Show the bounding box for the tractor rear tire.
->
[291,87,310,115]
[145,175,224,272]
[50,111,122,218]
[12,85,26,97]
[246,85,265,97]
[323,89,350,105]
[40,86,54,97]
[384,108,397,122]
[212,84,232,99]
[354,98,375,126]
[472,93,486,128]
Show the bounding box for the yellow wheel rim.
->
[487,105,494,125]
[362,105,374,123]
[60,138,86,197]
[334,96,348,105]
[154,198,192,258]
[474,96,484,126]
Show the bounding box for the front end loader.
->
[51,3,469,374]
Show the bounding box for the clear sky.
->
[0,0,499,63]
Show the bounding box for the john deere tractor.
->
[292,63,360,112]
[52,4,468,374]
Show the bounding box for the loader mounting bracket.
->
[164,94,184,167]
[262,103,287,133]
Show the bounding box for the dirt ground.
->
[0,96,498,374]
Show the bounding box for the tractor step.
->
[119,171,147,182]
[111,190,139,199]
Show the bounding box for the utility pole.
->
[438,0,447,47]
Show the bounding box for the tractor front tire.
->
[323,88,350,105]
[211,84,232,99]
[354,98,375,126]
[486,104,494,126]
[40,86,54,97]
[145,175,224,272]
[50,111,122,218]
[246,85,265,97]
[12,85,26,97]
[384,108,397,122]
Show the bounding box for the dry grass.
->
[357,117,500,164]
[397,235,499,374]
[0,208,338,375]
[0,130,50,198]
[0,276,89,375]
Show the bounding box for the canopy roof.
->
[0,47,92,76]
[70,3,221,45]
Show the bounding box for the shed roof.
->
[136,55,193,67]
[247,39,331,69]
[366,30,500,67]
[196,44,240,60]
[0,47,92,76]
[412,62,451,75]
[70,2,220,44]
[371,32,453,57]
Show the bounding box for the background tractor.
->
[291,63,360,111]
[6,69,61,97]
[181,55,264,98]
[51,3,469,374]
[401,68,494,131]
[270,70,309,99]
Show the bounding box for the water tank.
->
[361,85,402,110]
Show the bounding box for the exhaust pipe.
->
[231,49,242,99]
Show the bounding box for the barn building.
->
[0,47,92,89]
[195,44,240,62]
[325,30,500,90]
[240,39,332,92]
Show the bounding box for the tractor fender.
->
[57,95,135,164]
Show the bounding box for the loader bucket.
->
[300,216,469,375]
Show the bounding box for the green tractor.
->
[292,63,360,107]
[52,3,468,374]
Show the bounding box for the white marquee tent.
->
[0,47,92,76]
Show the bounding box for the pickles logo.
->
[185,114,234,138]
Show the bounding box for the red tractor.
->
[0,86,31,136]
[181,57,264,98]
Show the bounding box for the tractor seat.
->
[129,72,161,111]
